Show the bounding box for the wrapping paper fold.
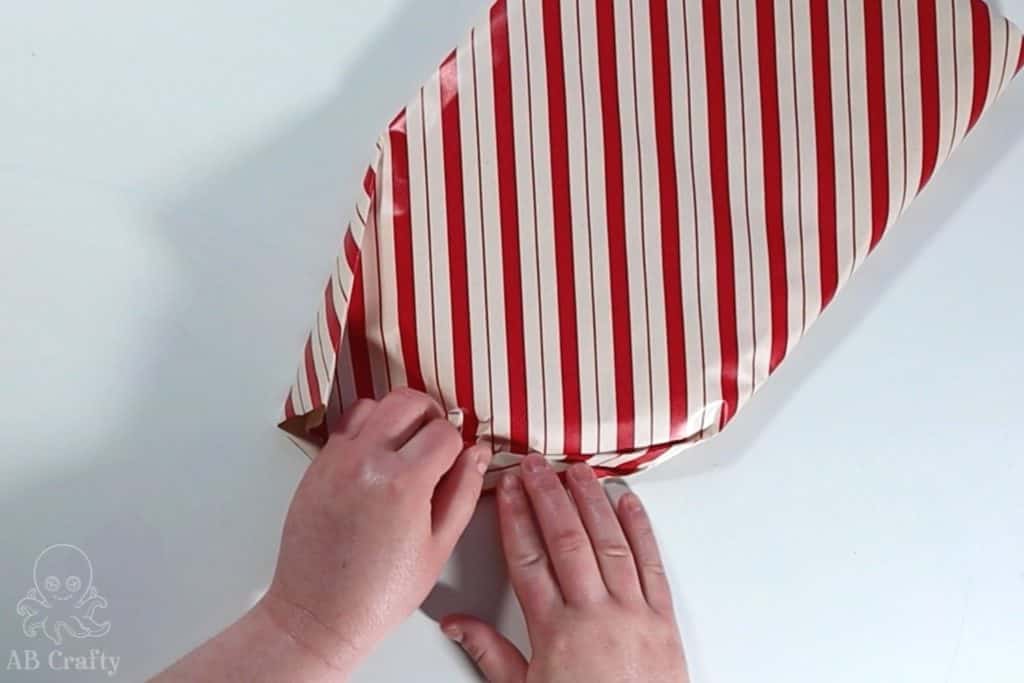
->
[281,0,1023,482]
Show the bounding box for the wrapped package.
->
[281,0,1023,481]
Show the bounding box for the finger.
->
[496,473,562,620]
[360,388,444,449]
[331,399,376,437]
[618,492,674,614]
[565,464,642,602]
[400,418,464,485]
[431,446,492,550]
[441,616,528,683]
[518,455,606,604]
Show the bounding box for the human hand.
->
[442,455,688,682]
[261,389,492,675]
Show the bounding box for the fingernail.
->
[474,448,493,475]
[568,463,593,482]
[522,454,546,474]
[442,625,463,643]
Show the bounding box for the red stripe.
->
[864,0,890,250]
[439,51,478,439]
[388,112,427,393]
[284,391,296,420]
[1018,36,1024,73]
[491,3,530,451]
[346,165,375,399]
[324,278,342,351]
[918,0,941,191]
[346,272,375,399]
[542,0,582,454]
[363,168,376,197]
[755,0,789,373]
[649,0,688,439]
[968,0,991,132]
[701,0,739,426]
[303,336,323,410]
[809,1,839,308]
[343,229,359,271]
[595,0,636,450]
[342,216,373,400]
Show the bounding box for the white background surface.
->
[2,2,1022,681]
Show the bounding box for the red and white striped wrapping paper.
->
[281,0,1023,483]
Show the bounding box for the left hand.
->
[262,388,492,673]
[441,456,688,682]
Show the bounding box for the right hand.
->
[264,389,491,673]
[441,454,689,682]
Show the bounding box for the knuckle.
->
[384,472,408,493]
[640,560,667,576]
[551,528,588,555]
[513,550,548,570]
[596,542,632,559]
[395,387,437,411]
[461,638,488,665]
[393,386,424,400]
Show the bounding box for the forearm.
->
[152,390,484,682]
[150,598,357,683]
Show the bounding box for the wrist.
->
[256,589,366,679]
[150,594,358,683]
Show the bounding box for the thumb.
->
[441,615,528,683]
[431,446,492,550]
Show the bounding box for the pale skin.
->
[153,389,688,682]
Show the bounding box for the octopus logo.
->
[15,544,111,646]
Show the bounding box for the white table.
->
[2,2,1022,681]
